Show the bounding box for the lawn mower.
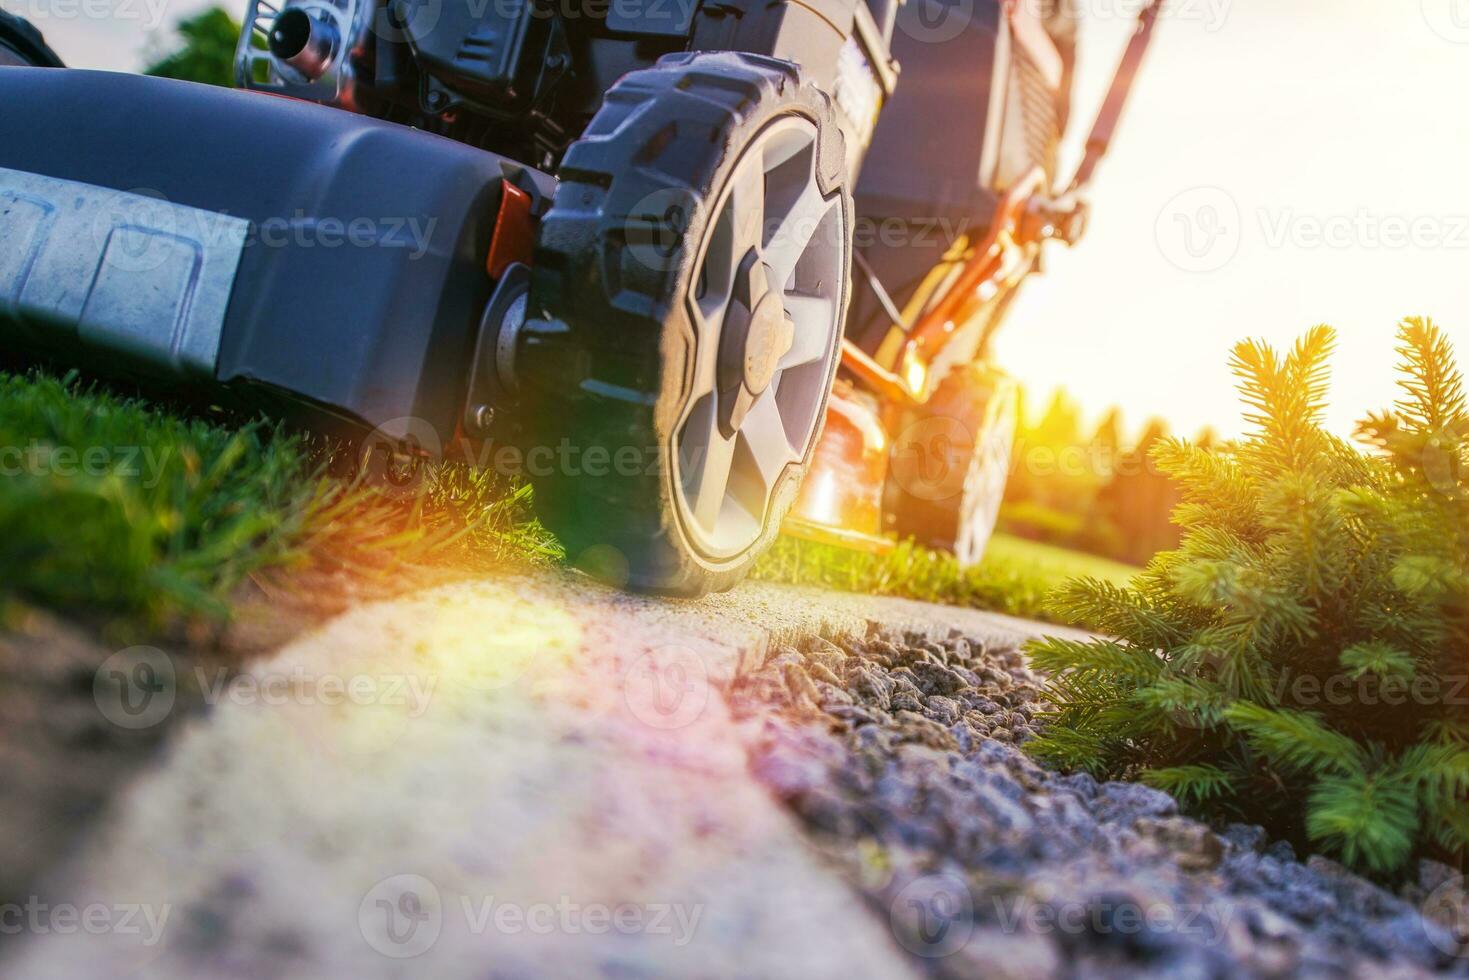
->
[0,0,1159,595]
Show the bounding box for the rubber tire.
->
[518,51,852,597]
[0,12,64,67]
[889,364,1019,567]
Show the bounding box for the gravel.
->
[3,572,1464,979]
[730,626,1469,978]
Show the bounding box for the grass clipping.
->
[1025,319,1469,878]
[0,370,557,628]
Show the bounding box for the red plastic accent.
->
[486,181,535,280]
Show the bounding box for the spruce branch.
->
[1394,317,1467,434]
[1222,702,1367,776]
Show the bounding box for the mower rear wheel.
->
[518,52,852,596]
[890,364,1019,567]
[0,12,63,67]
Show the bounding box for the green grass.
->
[752,531,1138,627]
[0,368,1132,632]
[0,369,556,629]
[984,533,1142,589]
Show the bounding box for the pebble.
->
[731,628,1469,977]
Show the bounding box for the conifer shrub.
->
[1025,319,1469,877]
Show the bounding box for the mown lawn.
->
[0,368,1131,631]
[751,532,1138,627]
[983,533,1141,589]
[0,369,555,630]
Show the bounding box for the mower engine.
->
[239,0,582,167]
[238,0,888,175]
[0,0,1159,597]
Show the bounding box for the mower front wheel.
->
[517,52,852,596]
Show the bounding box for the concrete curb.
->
[2,571,1072,979]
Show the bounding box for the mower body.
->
[0,0,1148,592]
[0,68,555,444]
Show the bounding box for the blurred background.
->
[24,0,1469,439]
[14,0,1468,562]
[1029,0,1469,442]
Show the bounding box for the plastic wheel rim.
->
[673,115,846,561]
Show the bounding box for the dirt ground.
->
[0,573,1463,978]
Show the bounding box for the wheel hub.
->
[675,114,847,559]
[717,250,794,435]
[743,293,793,393]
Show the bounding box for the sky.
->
[20,0,1469,439]
[1010,0,1469,439]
